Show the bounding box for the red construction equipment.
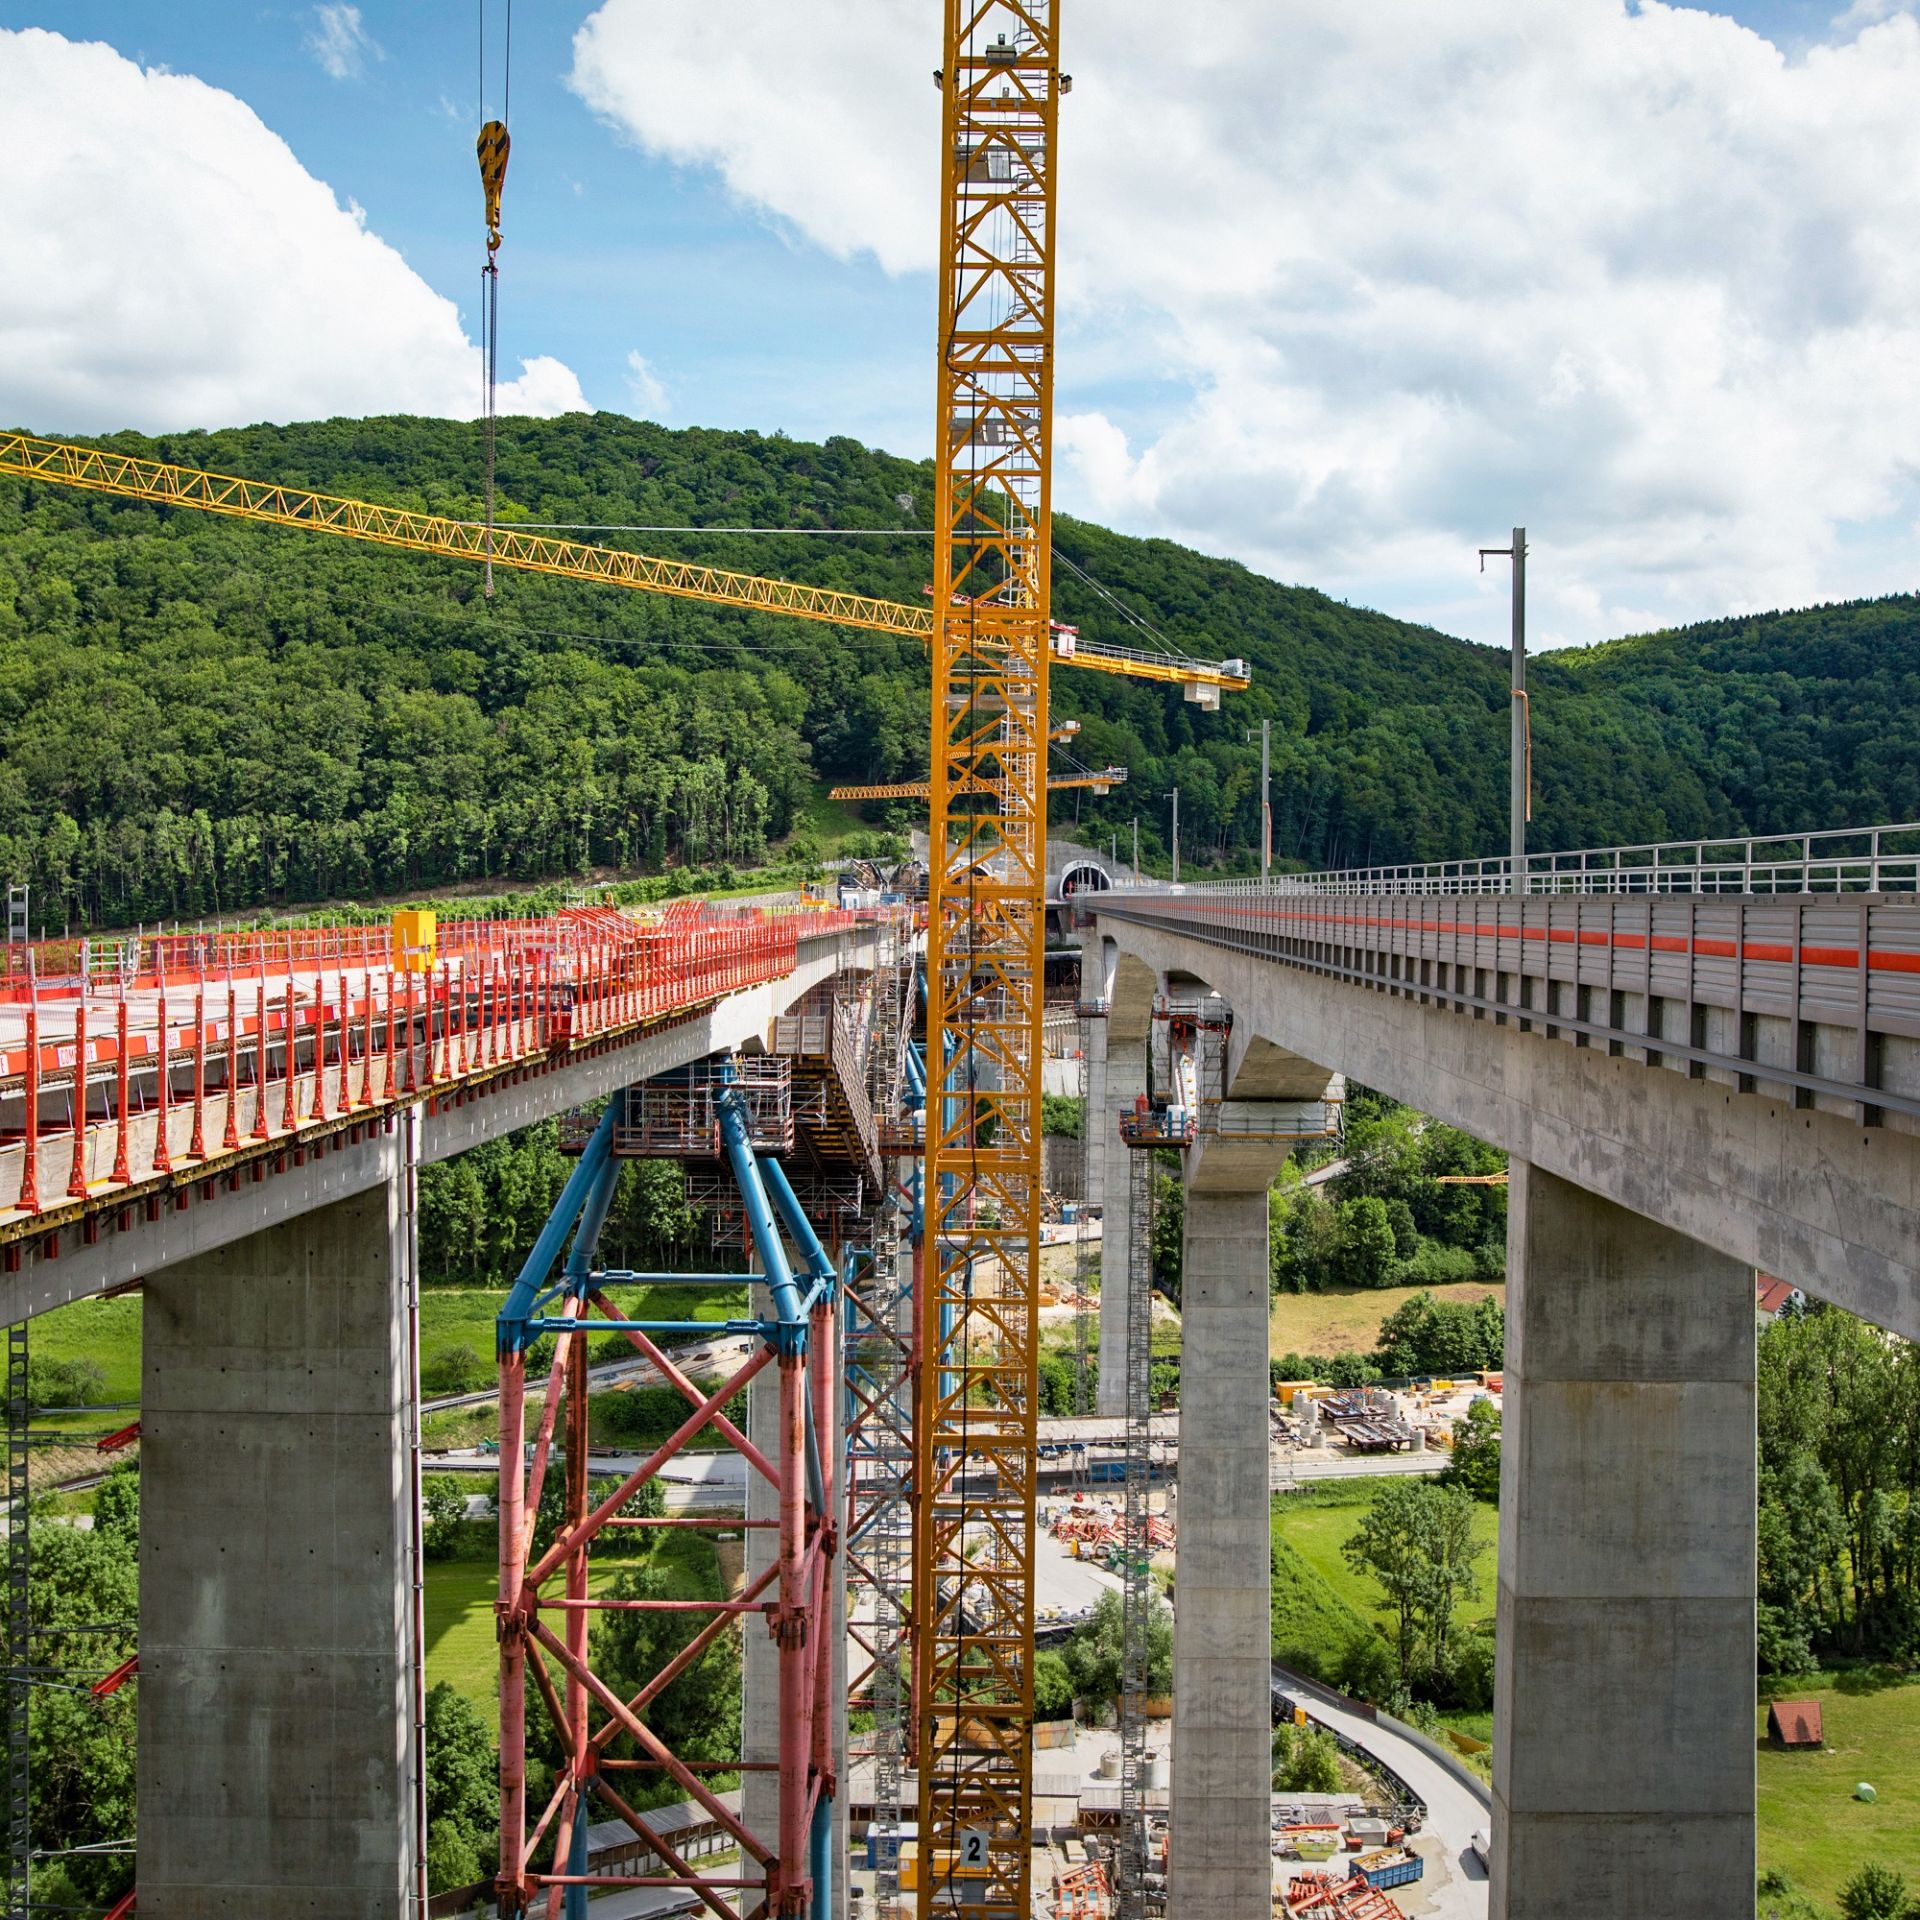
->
[1049,1860,1110,1919]
[1,902,898,1233]
[90,1655,139,1700]
[494,1081,843,1920]
[1283,1868,1406,1918]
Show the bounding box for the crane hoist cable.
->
[477,0,513,598]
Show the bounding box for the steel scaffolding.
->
[495,1082,842,1920]
[1114,1142,1164,1920]
[844,946,921,1903]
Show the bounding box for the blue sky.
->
[3,1,1918,650]
[0,1,931,447]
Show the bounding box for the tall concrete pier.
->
[139,1173,417,1919]
[1492,1160,1756,1920]
[1167,1177,1279,1918]
[1096,1032,1144,1418]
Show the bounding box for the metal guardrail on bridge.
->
[1093,822,1920,1128]
[0,902,903,1245]
[1129,820,1920,898]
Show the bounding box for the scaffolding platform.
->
[685,1165,867,1248]
[1118,1106,1195,1149]
[557,1058,794,1158]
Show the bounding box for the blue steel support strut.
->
[810,1791,835,1920]
[565,1791,591,1920]
[715,1084,808,1350]
[564,1152,623,1298]
[498,1103,617,1356]
[761,1153,837,1290]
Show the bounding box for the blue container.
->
[1356,1849,1423,1890]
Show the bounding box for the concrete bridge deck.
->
[1082,829,1919,1920]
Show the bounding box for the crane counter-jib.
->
[0,431,1250,695]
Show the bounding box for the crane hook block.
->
[477,119,511,255]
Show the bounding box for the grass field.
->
[1756,1674,1920,1903]
[1269,1281,1505,1360]
[426,1531,725,1717]
[1270,1479,1500,1646]
[25,1282,752,1427]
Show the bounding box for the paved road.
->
[427,1445,747,1514]
[1275,1672,1490,1919]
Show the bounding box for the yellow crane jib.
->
[0,434,1250,694]
[477,119,510,255]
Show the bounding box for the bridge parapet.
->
[1103,884,1920,1133]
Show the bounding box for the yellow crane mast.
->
[913,6,1061,1913]
[0,433,1248,698]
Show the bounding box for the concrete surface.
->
[1094,910,1920,1340]
[1168,1183,1275,1920]
[1492,1160,1755,1920]
[1286,1685,1490,1920]
[138,1174,415,1918]
[1096,1036,1144,1417]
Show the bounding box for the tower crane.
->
[911,7,1065,1914]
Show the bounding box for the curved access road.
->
[1274,1669,1491,1919]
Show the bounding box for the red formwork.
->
[0,904,904,1227]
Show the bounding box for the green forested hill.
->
[0,411,1914,929]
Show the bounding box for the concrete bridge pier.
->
[1167,1161,1282,1919]
[1096,1036,1146,1418]
[1493,1160,1755,1920]
[139,1157,418,1919]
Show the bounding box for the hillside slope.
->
[0,411,1913,927]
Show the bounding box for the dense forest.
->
[1,410,1916,930]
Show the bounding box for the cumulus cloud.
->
[0,29,588,435]
[304,4,380,82]
[571,0,1920,647]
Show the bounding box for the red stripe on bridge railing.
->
[1123,899,1920,977]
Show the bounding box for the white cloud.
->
[570,0,1920,648]
[305,4,380,82]
[625,351,668,417]
[1831,0,1916,30]
[0,29,588,434]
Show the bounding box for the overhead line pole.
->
[1480,526,1529,895]
[1249,718,1271,882]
